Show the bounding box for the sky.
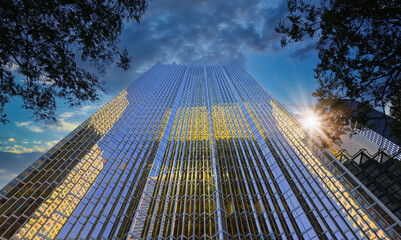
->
[0,0,319,187]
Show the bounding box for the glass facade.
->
[0,63,400,239]
[358,127,401,160]
[344,152,401,221]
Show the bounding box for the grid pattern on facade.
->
[0,64,400,239]
[358,128,401,159]
[345,154,401,220]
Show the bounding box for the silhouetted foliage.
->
[277,0,401,143]
[0,0,147,123]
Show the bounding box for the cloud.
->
[1,139,59,154]
[15,121,31,127]
[288,42,316,61]
[59,111,74,118]
[15,104,99,135]
[0,137,59,154]
[6,145,47,154]
[46,119,79,132]
[15,121,44,133]
[102,0,290,93]
[8,138,15,142]
[27,125,43,133]
[45,140,59,148]
[59,105,100,118]
[5,62,19,72]
[16,118,79,133]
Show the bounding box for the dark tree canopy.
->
[277,0,401,144]
[0,0,147,124]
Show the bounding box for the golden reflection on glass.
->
[13,90,129,239]
[211,104,254,140]
[4,64,400,240]
[89,89,129,135]
[268,99,389,240]
[14,145,105,239]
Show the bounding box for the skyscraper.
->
[0,63,400,239]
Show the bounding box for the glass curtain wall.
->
[0,64,400,240]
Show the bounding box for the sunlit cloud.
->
[27,125,43,133]
[60,105,100,118]
[47,119,79,132]
[15,121,31,127]
[15,121,44,133]
[45,140,59,148]
[59,112,74,118]
[1,139,59,154]
[0,136,59,154]
[16,118,79,133]
[6,145,47,154]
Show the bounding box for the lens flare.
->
[301,111,321,131]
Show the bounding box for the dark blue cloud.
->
[289,43,317,61]
[0,0,318,188]
[102,0,293,94]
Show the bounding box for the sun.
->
[300,111,321,131]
